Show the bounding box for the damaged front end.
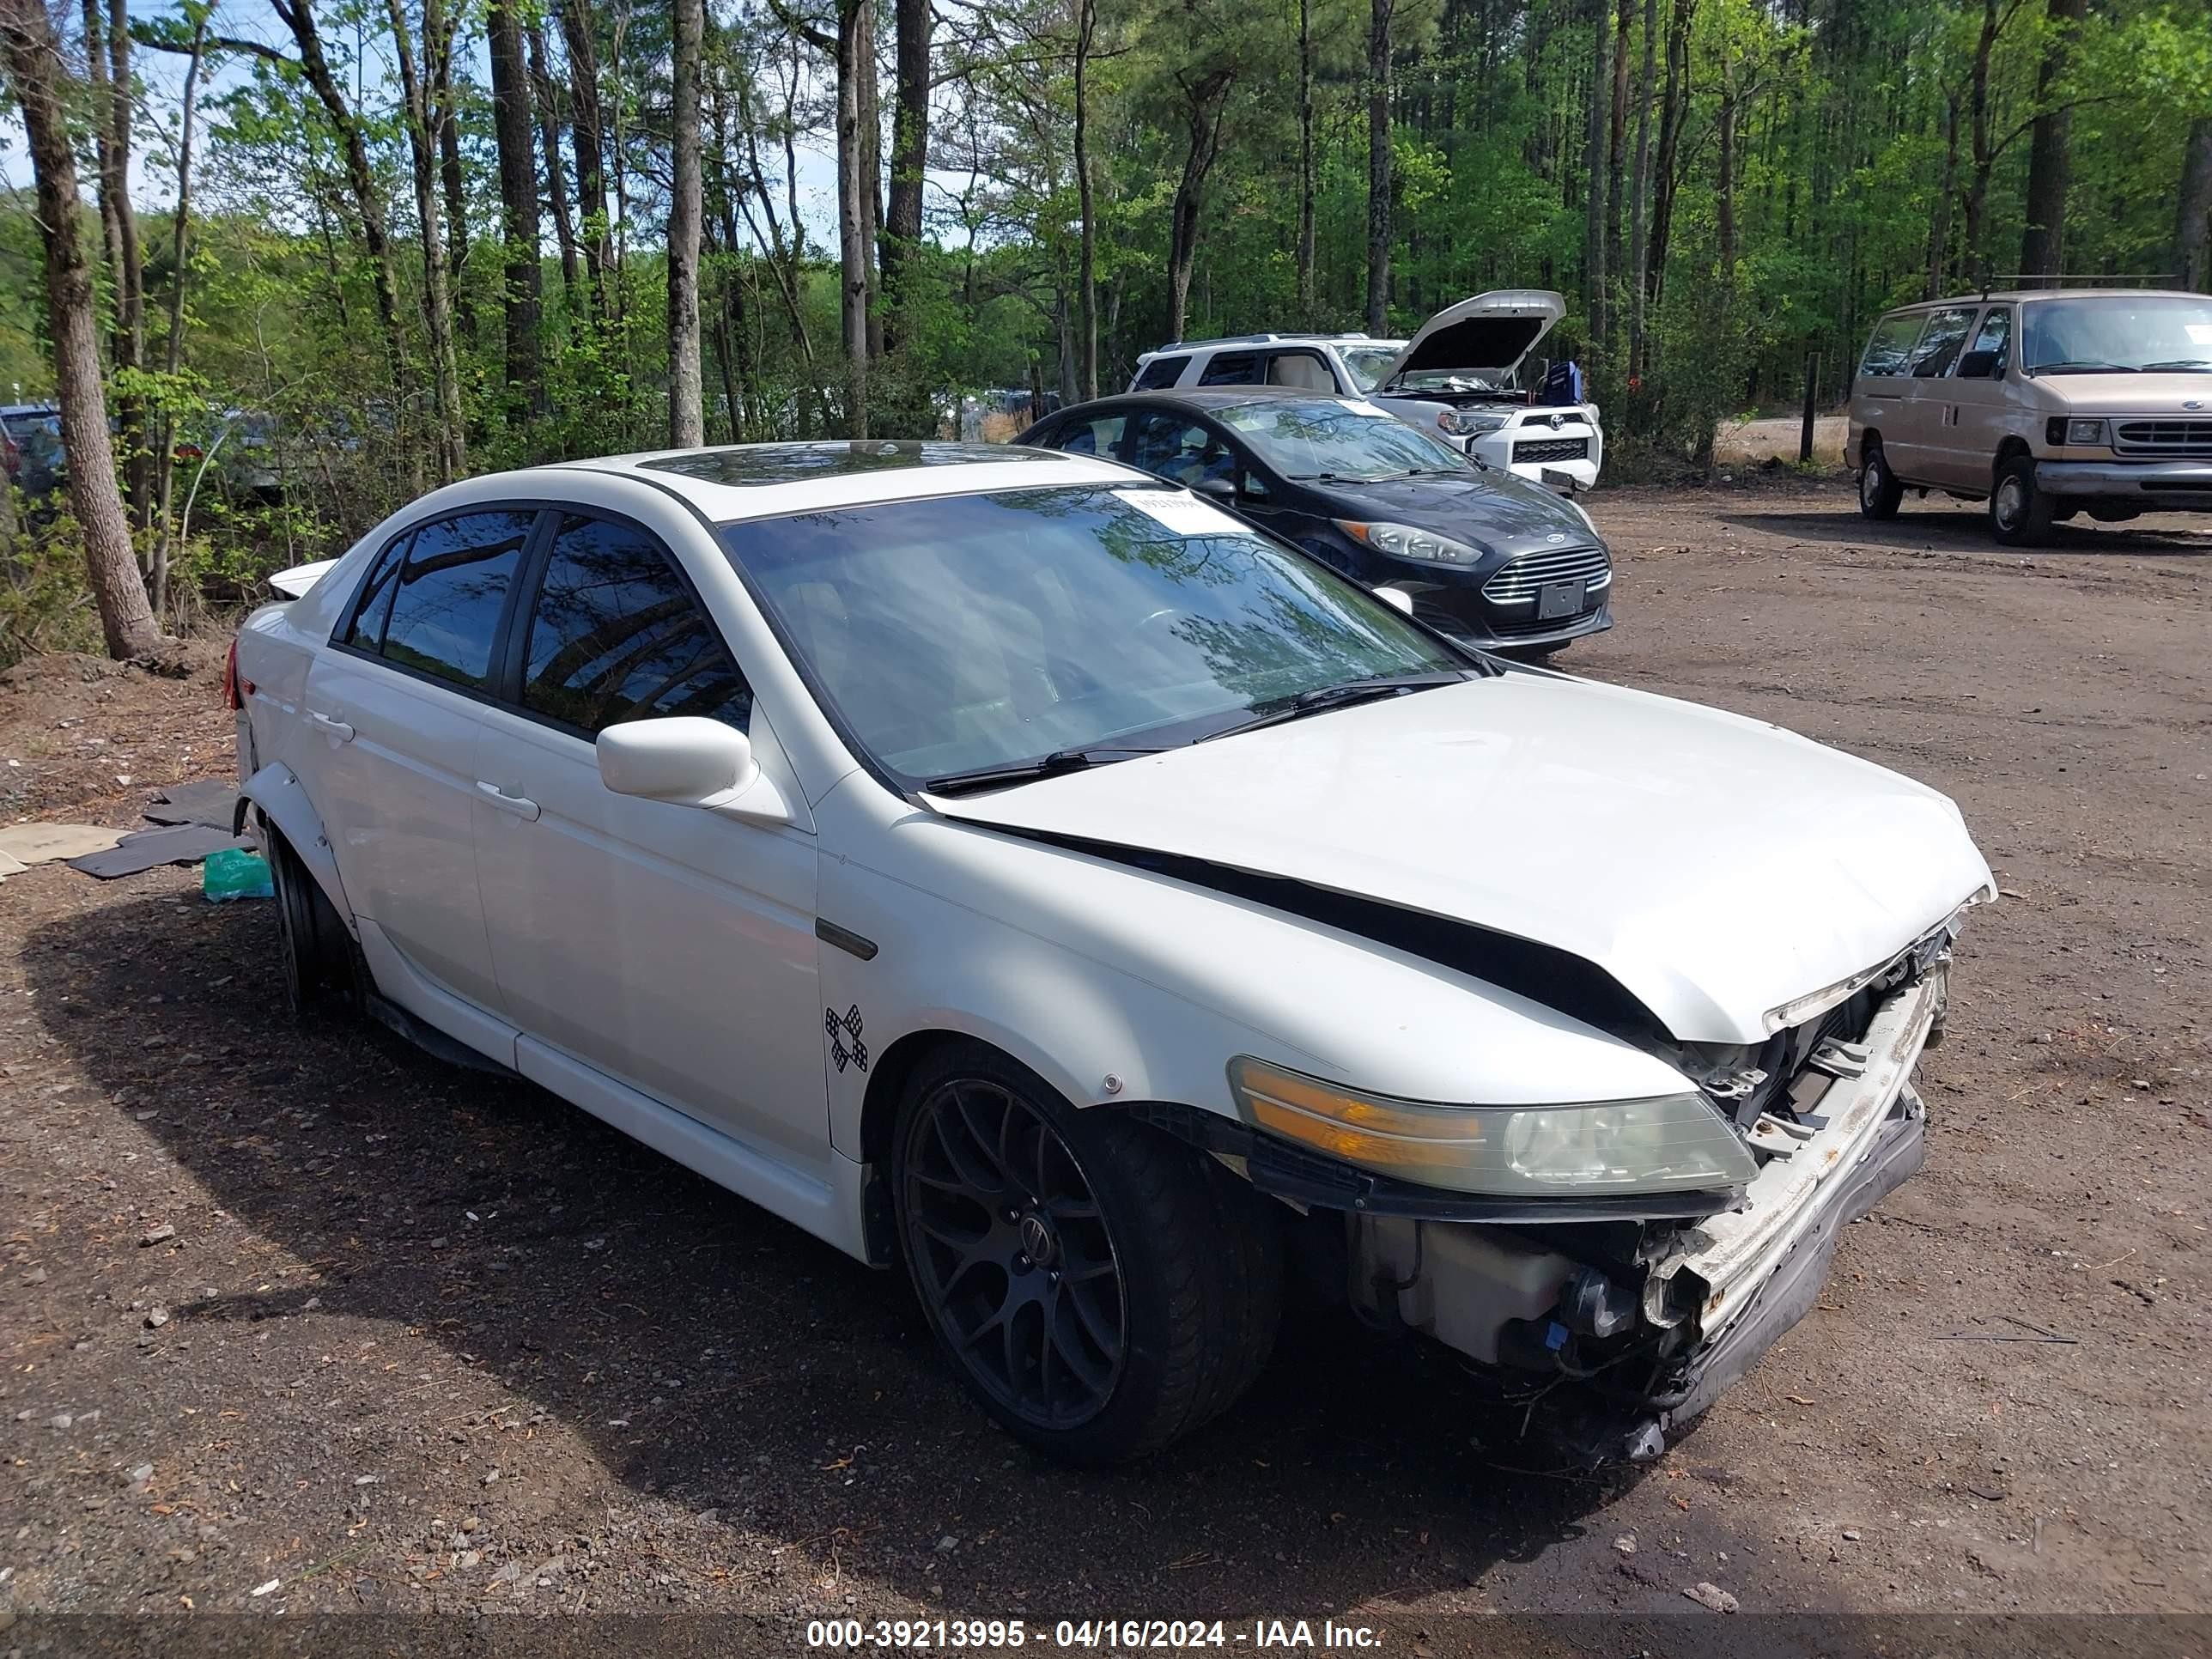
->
[1182,917,1960,1468]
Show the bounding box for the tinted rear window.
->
[379,510,538,690]
[521,514,752,734]
[1198,352,1262,386]
[1133,355,1189,390]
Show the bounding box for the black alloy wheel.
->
[891,1041,1285,1464]
[901,1075,1127,1431]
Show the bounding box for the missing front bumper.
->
[1337,973,1941,1463]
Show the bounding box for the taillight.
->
[223,639,242,710]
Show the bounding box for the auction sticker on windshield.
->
[1115,488,1248,538]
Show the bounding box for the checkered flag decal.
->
[825,1005,868,1073]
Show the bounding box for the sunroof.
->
[639,441,1055,487]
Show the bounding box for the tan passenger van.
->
[1846,289,2212,544]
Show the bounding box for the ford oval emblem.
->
[1547,532,1568,543]
[2188,399,2204,410]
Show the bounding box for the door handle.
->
[475,780,541,821]
[307,711,354,743]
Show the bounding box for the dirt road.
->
[1,481,2207,1638]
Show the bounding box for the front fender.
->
[239,762,355,930]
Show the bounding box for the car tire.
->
[1990,453,2055,546]
[892,1041,1284,1465]
[1857,442,1904,520]
[267,827,354,1017]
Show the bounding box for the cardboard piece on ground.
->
[143,778,240,831]
[67,823,249,879]
[0,823,129,866]
[0,849,28,877]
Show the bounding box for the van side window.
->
[1908,308,1977,378]
[1959,308,2011,378]
[1858,314,1926,379]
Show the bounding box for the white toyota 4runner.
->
[1131,291,1606,490]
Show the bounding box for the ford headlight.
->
[1438,411,1509,437]
[1334,520,1483,566]
[2064,417,2109,447]
[1227,1057,1759,1196]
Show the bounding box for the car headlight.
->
[1227,1057,1759,1196]
[1334,520,1484,565]
[1437,411,1509,437]
[2064,417,2109,447]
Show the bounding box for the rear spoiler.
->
[267,558,336,599]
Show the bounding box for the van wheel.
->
[893,1042,1283,1465]
[267,829,353,1017]
[1857,443,1903,519]
[1990,454,2055,546]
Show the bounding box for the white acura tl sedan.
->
[231,441,1991,1466]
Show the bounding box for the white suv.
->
[1130,291,1605,489]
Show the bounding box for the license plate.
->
[1537,580,1586,620]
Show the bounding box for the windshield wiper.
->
[921,744,1164,797]
[2139,359,2212,372]
[1198,672,1469,744]
[2032,361,2136,374]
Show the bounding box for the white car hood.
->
[927,674,1993,1047]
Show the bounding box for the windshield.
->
[1340,346,1404,392]
[1219,399,1474,482]
[718,485,1466,785]
[2022,296,2212,373]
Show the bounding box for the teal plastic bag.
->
[202,847,274,902]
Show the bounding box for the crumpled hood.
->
[928,674,1994,1046]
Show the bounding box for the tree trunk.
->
[884,0,932,355]
[386,0,468,480]
[2018,0,2086,283]
[1962,0,2001,285]
[88,0,150,526]
[667,0,703,447]
[431,0,473,344]
[1627,0,1655,375]
[2179,119,2212,293]
[1296,0,1316,315]
[150,19,205,617]
[1717,40,1737,299]
[557,0,611,319]
[855,0,884,362]
[527,21,581,308]
[1583,0,1610,346]
[0,0,160,657]
[1645,0,1692,310]
[1929,92,1959,299]
[1073,0,1098,399]
[268,0,411,422]
[1167,69,1235,345]
[1605,0,1632,346]
[835,0,872,434]
[489,0,544,417]
[1365,0,1395,332]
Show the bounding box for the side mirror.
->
[1192,475,1237,502]
[1956,349,2002,380]
[595,717,791,825]
[1374,586,1415,617]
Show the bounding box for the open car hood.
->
[1380,290,1567,389]
[926,674,1993,1048]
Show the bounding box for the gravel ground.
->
[0,479,2207,1642]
